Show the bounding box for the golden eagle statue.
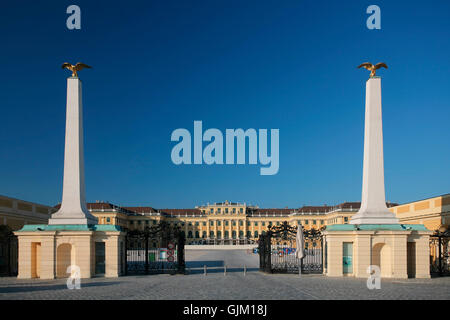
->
[357,62,388,78]
[61,62,92,77]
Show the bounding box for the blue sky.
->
[0,0,449,208]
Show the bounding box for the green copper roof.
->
[17,224,122,232]
[325,224,429,231]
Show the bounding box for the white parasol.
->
[296,225,305,259]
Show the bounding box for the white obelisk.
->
[350,77,398,224]
[49,77,98,225]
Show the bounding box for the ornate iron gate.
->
[0,225,18,277]
[258,221,323,274]
[429,228,450,276]
[125,222,185,275]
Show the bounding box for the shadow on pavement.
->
[0,281,120,294]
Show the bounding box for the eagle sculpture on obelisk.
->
[61,62,92,77]
[357,62,388,78]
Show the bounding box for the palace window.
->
[225,208,229,213]
[107,217,111,223]
[262,222,265,226]
[247,231,251,238]
[202,231,206,238]
[217,208,221,213]
[239,208,243,213]
[232,231,236,239]
[203,222,206,226]
[188,231,193,238]
[195,222,199,226]
[225,221,229,226]
[225,231,229,238]
[320,220,324,225]
[254,231,258,238]
[247,221,251,226]
[344,217,348,222]
[217,231,222,238]
[210,209,213,214]
[239,231,244,238]
[209,231,214,237]
[232,208,236,213]
[195,231,199,238]
[239,220,243,226]
[254,222,258,226]
[232,221,236,226]
[217,221,221,226]
[305,220,309,225]
[313,220,317,225]
[138,220,141,225]
[153,220,157,225]
[210,221,214,226]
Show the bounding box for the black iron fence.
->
[429,229,450,276]
[0,225,17,277]
[259,221,323,274]
[125,222,185,275]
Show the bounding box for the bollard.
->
[224,265,227,276]
[204,265,207,276]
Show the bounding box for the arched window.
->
[195,231,199,238]
[254,231,258,238]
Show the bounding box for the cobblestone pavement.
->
[0,250,448,300]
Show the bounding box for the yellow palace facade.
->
[85,194,449,245]
[87,200,391,245]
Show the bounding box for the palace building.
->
[82,199,406,245]
[84,195,449,245]
[2,195,448,244]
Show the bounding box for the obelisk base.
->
[323,224,432,279]
[350,210,399,225]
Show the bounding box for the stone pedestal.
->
[324,224,432,279]
[15,225,125,279]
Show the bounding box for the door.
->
[407,242,416,278]
[95,242,105,275]
[343,242,353,274]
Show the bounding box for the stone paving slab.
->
[0,272,449,300]
[1,250,448,300]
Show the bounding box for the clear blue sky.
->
[0,0,449,208]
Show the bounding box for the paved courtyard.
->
[0,250,448,300]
